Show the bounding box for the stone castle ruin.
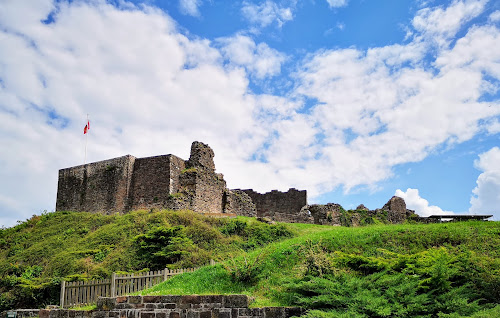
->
[56,141,417,224]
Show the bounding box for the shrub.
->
[224,252,265,285]
[134,225,196,270]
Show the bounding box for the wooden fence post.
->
[60,280,66,308]
[111,273,116,298]
[57,265,201,307]
[210,259,215,266]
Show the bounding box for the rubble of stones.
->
[298,195,419,226]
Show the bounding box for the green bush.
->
[224,253,265,285]
[134,226,195,270]
[219,219,293,250]
[285,246,489,317]
[2,210,500,316]
[3,210,296,309]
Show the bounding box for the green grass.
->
[0,210,293,310]
[67,304,97,310]
[138,222,500,316]
[2,210,499,317]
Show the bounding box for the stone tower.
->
[187,141,216,171]
[56,141,227,214]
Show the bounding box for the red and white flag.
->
[84,120,90,134]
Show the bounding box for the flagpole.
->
[84,114,88,165]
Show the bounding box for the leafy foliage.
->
[2,210,500,317]
[140,221,500,317]
[286,248,485,317]
[0,210,293,310]
[224,252,266,285]
[220,219,293,250]
[134,226,196,270]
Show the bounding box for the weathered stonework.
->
[128,155,186,211]
[300,196,418,226]
[180,169,227,215]
[240,188,307,222]
[56,142,231,215]
[380,196,416,224]
[356,204,369,211]
[56,155,135,214]
[56,141,417,225]
[308,203,344,225]
[223,190,257,217]
[1,295,303,318]
[186,142,215,172]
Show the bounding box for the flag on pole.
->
[84,120,90,134]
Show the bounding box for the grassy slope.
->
[0,210,292,309]
[139,222,500,317]
[1,210,500,316]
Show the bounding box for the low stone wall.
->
[2,295,302,318]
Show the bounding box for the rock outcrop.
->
[379,196,417,224]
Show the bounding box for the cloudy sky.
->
[1,0,499,227]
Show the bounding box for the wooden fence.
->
[60,266,204,308]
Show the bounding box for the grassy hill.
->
[1,210,500,317]
[0,210,293,309]
[137,221,500,317]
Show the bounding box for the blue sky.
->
[0,0,499,227]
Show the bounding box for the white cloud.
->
[179,0,202,17]
[489,10,500,22]
[0,0,271,226]
[395,188,454,217]
[326,0,348,8]
[285,14,500,195]
[241,1,295,29]
[412,0,488,47]
[0,0,499,227]
[470,147,500,220]
[435,25,500,79]
[217,34,286,79]
[485,118,500,134]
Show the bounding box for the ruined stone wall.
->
[241,188,307,221]
[188,170,226,213]
[55,142,415,225]
[308,203,344,225]
[177,142,227,215]
[55,141,308,218]
[56,155,136,214]
[168,155,186,194]
[380,196,413,224]
[223,190,257,217]
[128,155,185,211]
[303,196,418,226]
[129,155,173,211]
[186,141,215,171]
